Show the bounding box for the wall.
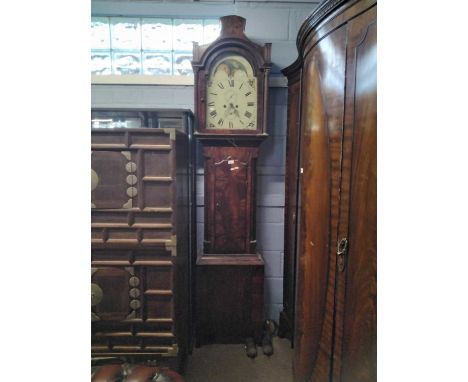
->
[91,0,318,321]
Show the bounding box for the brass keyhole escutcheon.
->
[91,283,103,306]
[337,237,349,272]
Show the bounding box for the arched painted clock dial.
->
[206,54,257,130]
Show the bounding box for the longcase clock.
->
[192,15,271,347]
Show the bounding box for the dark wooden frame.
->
[278,57,303,344]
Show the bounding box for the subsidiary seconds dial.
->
[206,55,257,130]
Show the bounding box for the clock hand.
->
[228,103,240,118]
[227,103,240,118]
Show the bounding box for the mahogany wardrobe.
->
[281,0,377,381]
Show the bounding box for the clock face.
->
[206,54,257,130]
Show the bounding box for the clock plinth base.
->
[195,253,264,347]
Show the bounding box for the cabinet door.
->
[203,147,258,254]
[293,2,377,382]
[333,6,377,381]
[92,267,132,321]
[91,248,177,357]
[294,23,348,382]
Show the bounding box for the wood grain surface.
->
[286,1,377,381]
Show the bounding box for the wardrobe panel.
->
[287,1,377,381]
[339,9,377,382]
[294,25,347,382]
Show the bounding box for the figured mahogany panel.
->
[203,147,258,254]
[290,1,377,381]
[213,158,248,252]
[293,25,347,382]
[334,7,377,382]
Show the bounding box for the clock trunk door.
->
[213,158,248,253]
[204,147,258,254]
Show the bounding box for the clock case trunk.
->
[195,142,265,346]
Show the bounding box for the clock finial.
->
[220,15,246,39]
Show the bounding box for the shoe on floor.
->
[262,331,273,356]
[262,319,277,356]
[245,337,257,358]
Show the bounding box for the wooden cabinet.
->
[91,110,195,372]
[285,1,377,381]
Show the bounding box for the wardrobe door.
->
[333,6,377,381]
[292,1,377,381]
[293,25,348,382]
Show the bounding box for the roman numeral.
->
[248,122,255,128]
[248,79,255,87]
[228,79,234,87]
[209,123,215,128]
[218,82,225,89]
[229,121,233,129]
[245,91,252,97]
[247,102,255,107]
[244,111,252,119]
[218,118,224,126]
[208,101,215,106]
[210,92,218,96]
[210,110,217,117]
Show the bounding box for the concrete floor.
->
[184,337,293,382]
